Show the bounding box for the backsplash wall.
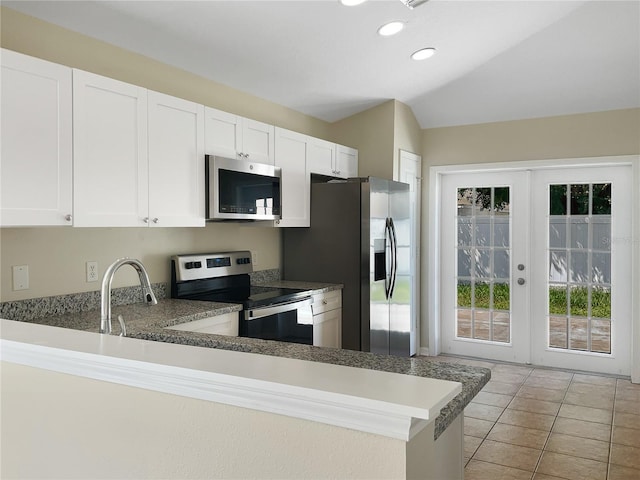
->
[0,224,280,302]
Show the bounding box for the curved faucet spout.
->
[100,258,158,334]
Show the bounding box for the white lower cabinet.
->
[311,290,342,348]
[274,127,310,227]
[73,70,204,227]
[1,49,73,226]
[166,312,239,336]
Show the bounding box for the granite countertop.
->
[2,279,490,440]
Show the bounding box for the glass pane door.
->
[441,171,530,364]
[547,183,612,353]
[456,186,511,343]
[531,166,631,375]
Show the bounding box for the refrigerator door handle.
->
[389,217,398,298]
[384,218,392,300]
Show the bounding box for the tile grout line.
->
[463,359,639,479]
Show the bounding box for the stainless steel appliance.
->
[171,251,313,344]
[205,155,281,221]
[283,178,414,356]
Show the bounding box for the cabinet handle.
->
[152,218,159,224]
[65,214,72,222]
[143,217,149,224]
[322,299,328,305]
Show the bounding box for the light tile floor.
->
[433,355,640,480]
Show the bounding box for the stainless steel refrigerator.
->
[283,177,415,356]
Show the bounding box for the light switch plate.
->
[12,265,29,291]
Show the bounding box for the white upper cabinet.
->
[241,118,275,165]
[335,144,359,178]
[204,107,274,165]
[203,108,241,159]
[308,139,358,179]
[73,70,149,227]
[73,70,205,227]
[1,49,73,226]
[307,137,337,178]
[274,127,309,227]
[148,91,205,227]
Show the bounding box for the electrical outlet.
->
[86,261,99,282]
[251,250,258,266]
[12,265,29,291]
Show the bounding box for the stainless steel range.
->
[171,251,313,344]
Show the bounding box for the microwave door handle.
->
[244,298,312,321]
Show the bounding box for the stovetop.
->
[170,251,310,309]
[184,285,310,309]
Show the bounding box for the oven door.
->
[241,298,313,344]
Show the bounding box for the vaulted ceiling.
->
[4,0,639,128]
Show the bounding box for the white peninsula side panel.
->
[1,319,464,479]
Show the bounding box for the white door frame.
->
[428,155,639,382]
[398,149,422,357]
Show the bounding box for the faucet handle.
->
[117,315,127,337]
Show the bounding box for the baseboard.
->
[419,347,430,356]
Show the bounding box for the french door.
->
[440,164,632,375]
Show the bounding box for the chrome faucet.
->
[100,258,158,334]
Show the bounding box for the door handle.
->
[389,217,398,298]
[384,218,392,300]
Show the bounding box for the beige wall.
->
[330,99,396,179]
[419,108,640,349]
[422,108,640,166]
[1,362,408,479]
[0,225,280,301]
[0,7,331,302]
[393,100,424,178]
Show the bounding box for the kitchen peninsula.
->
[1,287,489,479]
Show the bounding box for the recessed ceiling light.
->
[340,0,368,6]
[377,21,405,37]
[411,47,436,60]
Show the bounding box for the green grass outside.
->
[457,283,510,310]
[458,283,611,318]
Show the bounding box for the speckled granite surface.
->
[0,283,168,321]
[257,279,344,294]
[1,278,489,440]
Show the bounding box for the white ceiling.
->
[4,0,639,128]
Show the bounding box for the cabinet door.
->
[241,119,275,165]
[313,309,342,348]
[73,70,148,227]
[204,107,242,159]
[308,138,337,177]
[336,144,358,178]
[148,91,205,227]
[274,128,309,227]
[1,49,73,226]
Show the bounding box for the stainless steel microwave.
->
[205,155,281,221]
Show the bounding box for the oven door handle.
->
[244,297,313,321]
